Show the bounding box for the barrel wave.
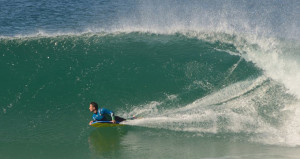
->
[1,0,300,158]
[1,31,299,148]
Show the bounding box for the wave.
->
[1,30,299,147]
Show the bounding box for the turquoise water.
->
[1,0,300,159]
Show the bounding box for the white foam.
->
[124,75,300,146]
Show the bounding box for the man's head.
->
[89,102,98,112]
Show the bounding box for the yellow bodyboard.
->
[90,121,124,127]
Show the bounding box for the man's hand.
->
[112,120,116,124]
[89,120,93,125]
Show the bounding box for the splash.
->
[124,75,299,146]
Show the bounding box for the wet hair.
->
[90,102,98,110]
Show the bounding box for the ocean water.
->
[0,0,299,159]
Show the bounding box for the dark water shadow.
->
[88,127,127,158]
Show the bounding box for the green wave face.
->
[0,32,260,109]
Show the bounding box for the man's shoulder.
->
[99,108,105,111]
[100,108,112,113]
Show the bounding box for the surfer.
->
[89,102,125,125]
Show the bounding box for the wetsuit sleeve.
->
[92,114,96,121]
[111,113,115,121]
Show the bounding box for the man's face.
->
[89,104,95,112]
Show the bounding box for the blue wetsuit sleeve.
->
[92,114,96,121]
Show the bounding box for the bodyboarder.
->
[89,102,126,125]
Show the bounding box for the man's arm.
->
[89,114,97,125]
[111,112,116,123]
